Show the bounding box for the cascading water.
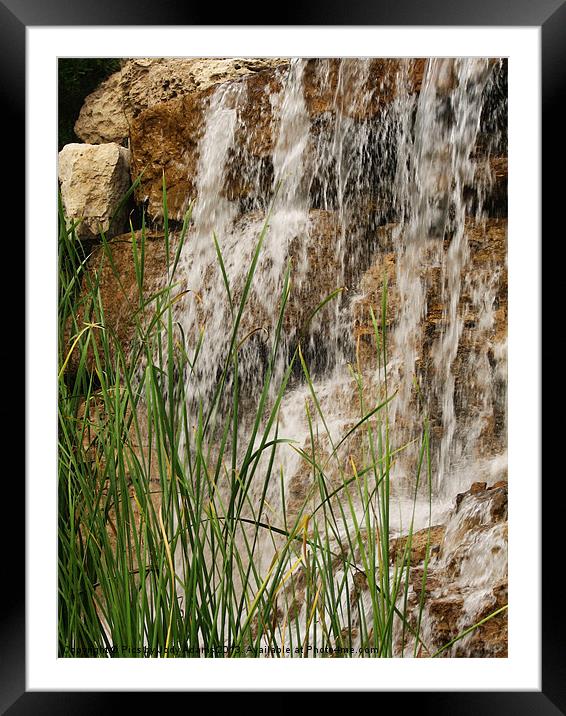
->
[157,57,507,655]
[386,58,496,494]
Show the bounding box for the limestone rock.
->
[75,58,289,145]
[58,143,131,240]
[73,71,128,146]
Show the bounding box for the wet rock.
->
[58,143,131,240]
[393,482,508,657]
[466,156,507,217]
[389,525,445,567]
[128,60,431,221]
[354,219,507,349]
[410,567,442,596]
[178,208,344,353]
[129,68,288,221]
[352,217,507,461]
[490,480,507,490]
[65,208,345,379]
[129,88,212,221]
[454,483,507,523]
[302,58,426,120]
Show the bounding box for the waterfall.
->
[156,57,507,654]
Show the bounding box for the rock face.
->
[58,143,131,240]
[126,58,505,223]
[129,66,287,220]
[352,216,507,465]
[63,230,170,374]
[301,58,426,119]
[75,58,289,145]
[126,59,430,222]
[66,57,509,484]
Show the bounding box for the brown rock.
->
[63,231,172,376]
[129,59,431,221]
[227,209,344,343]
[129,67,288,220]
[389,525,445,567]
[352,218,507,458]
[391,481,508,657]
[129,89,212,221]
[466,155,508,217]
[302,58,426,120]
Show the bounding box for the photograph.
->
[10,8,553,704]
[57,55,509,660]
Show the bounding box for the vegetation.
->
[58,181,503,658]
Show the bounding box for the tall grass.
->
[58,182,496,658]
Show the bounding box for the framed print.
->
[8,0,558,708]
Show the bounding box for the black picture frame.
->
[9,0,557,709]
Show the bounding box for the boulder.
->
[74,58,289,145]
[58,143,131,240]
[73,70,127,146]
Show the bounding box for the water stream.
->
[159,57,507,654]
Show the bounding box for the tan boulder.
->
[73,70,128,146]
[58,143,131,240]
